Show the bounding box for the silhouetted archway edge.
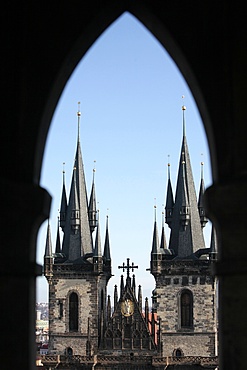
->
[37,3,216,190]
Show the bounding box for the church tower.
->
[151,105,217,358]
[44,106,112,356]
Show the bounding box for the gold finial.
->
[77,101,81,116]
[93,160,96,173]
[62,162,65,174]
[182,95,186,110]
[201,154,204,179]
[154,199,157,222]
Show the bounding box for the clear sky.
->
[36,12,212,303]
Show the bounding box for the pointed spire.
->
[182,103,186,137]
[77,102,81,143]
[138,285,142,311]
[107,295,111,322]
[179,152,190,230]
[198,160,208,228]
[168,105,205,257]
[160,211,167,249]
[55,216,61,254]
[114,285,118,311]
[151,206,160,254]
[210,224,217,260]
[132,274,136,297]
[145,297,149,324]
[165,159,174,228]
[62,106,93,258]
[151,309,156,341]
[70,166,80,232]
[59,163,67,232]
[88,164,98,233]
[94,211,102,257]
[44,221,53,257]
[93,210,103,273]
[103,215,111,262]
[120,275,124,297]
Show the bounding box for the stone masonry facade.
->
[48,271,108,356]
[155,260,217,357]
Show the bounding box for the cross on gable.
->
[118,258,138,278]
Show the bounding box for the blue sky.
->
[36,12,212,303]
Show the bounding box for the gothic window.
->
[66,347,73,356]
[173,348,184,357]
[180,289,193,328]
[69,292,78,332]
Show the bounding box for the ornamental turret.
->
[44,221,53,279]
[88,167,98,233]
[70,167,80,233]
[103,215,111,272]
[59,165,67,231]
[93,213,103,272]
[198,161,208,228]
[165,161,174,228]
[179,151,190,230]
[151,206,162,274]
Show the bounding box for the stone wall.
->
[156,271,217,357]
[48,272,108,356]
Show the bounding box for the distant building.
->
[42,106,218,369]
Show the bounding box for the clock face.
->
[121,299,134,317]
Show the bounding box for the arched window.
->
[69,292,78,331]
[180,290,193,328]
[175,348,182,357]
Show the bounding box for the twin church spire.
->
[44,106,111,272]
[151,105,215,266]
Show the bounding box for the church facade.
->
[42,106,218,369]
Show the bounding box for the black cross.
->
[118,258,138,278]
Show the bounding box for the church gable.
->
[101,259,157,353]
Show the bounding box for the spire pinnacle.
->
[63,162,65,181]
[160,210,167,250]
[168,103,206,257]
[44,220,53,257]
[182,96,186,137]
[151,215,160,254]
[165,161,174,228]
[168,155,171,179]
[55,215,61,254]
[77,101,81,143]
[103,215,111,263]
[89,162,98,233]
[198,158,208,228]
[201,155,204,180]
[154,200,157,222]
[59,162,67,232]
